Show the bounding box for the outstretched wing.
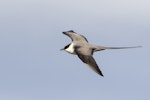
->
[62,30,88,43]
[77,54,104,76]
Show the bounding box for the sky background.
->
[0,0,150,100]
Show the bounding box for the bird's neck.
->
[65,43,75,54]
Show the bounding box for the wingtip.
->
[97,71,104,77]
[62,30,75,34]
[68,30,75,33]
[99,73,104,77]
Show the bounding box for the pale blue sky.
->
[0,0,150,100]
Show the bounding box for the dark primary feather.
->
[62,30,88,42]
[77,54,104,76]
[68,30,75,33]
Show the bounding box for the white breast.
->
[65,43,75,54]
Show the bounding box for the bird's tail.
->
[94,45,142,51]
[104,46,142,49]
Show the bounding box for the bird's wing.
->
[75,47,103,76]
[63,30,88,43]
[77,54,104,76]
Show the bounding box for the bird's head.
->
[60,44,71,51]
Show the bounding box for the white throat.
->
[65,43,75,54]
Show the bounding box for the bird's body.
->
[61,30,141,77]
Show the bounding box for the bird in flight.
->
[61,30,141,77]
